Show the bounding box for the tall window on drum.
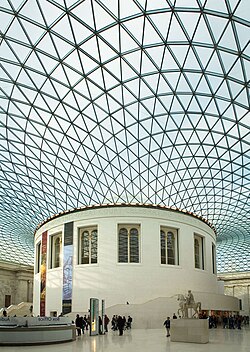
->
[194,234,204,270]
[50,233,62,268]
[79,227,98,264]
[160,229,178,265]
[118,225,140,263]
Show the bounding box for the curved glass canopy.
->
[0,0,249,272]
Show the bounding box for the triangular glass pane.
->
[80,37,100,63]
[6,18,30,44]
[176,75,192,92]
[234,0,250,19]
[37,32,58,57]
[17,69,36,91]
[92,1,115,30]
[157,75,172,94]
[143,17,163,45]
[228,59,244,81]
[8,41,31,62]
[123,16,144,45]
[124,50,141,74]
[87,79,104,99]
[207,74,224,94]
[168,16,187,42]
[170,96,183,112]
[162,49,179,70]
[125,78,140,97]
[78,51,97,74]
[64,65,83,87]
[39,0,64,27]
[1,60,21,82]
[204,0,229,14]
[51,34,73,59]
[108,86,123,106]
[184,48,201,70]
[98,37,117,62]
[193,16,213,45]
[206,51,223,73]
[215,99,231,115]
[178,12,200,40]
[143,73,159,94]
[120,0,141,18]
[219,23,238,51]
[104,57,122,82]
[101,25,120,52]
[2,12,14,34]
[145,45,165,68]
[107,95,123,113]
[235,88,249,107]
[158,95,173,112]
[229,80,245,100]
[197,76,211,94]
[123,86,137,105]
[188,96,202,113]
[64,50,83,73]
[51,64,69,85]
[165,72,181,90]
[53,16,74,43]
[194,46,214,69]
[70,17,93,45]
[206,14,228,43]
[170,45,189,67]
[120,26,138,52]
[149,12,172,40]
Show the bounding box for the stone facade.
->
[218,272,250,316]
[0,260,33,308]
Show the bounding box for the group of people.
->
[75,314,90,336]
[75,313,133,336]
[111,315,133,335]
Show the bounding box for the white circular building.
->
[33,204,231,318]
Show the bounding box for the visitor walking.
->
[163,317,171,337]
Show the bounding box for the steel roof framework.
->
[0,0,249,272]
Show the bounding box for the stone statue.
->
[186,290,195,305]
[177,290,201,318]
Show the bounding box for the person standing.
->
[75,314,82,336]
[164,317,171,337]
[117,315,125,336]
[127,315,133,329]
[172,313,177,319]
[104,314,110,332]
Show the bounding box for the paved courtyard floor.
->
[1,326,249,352]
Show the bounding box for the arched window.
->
[194,234,204,269]
[50,234,62,268]
[118,225,139,263]
[79,227,98,264]
[160,228,178,265]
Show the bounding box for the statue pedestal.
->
[171,319,209,344]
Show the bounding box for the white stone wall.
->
[0,261,33,308]
[218,272,250,316]
[34,205,224,316]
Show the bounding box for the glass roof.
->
[0,0,249,272]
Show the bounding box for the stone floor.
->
[1,326,249,352]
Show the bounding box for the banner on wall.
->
[90,298,99,336]
[40,231,47,316]
[62,222,73,315]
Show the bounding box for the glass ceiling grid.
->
[0,0,249,271]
